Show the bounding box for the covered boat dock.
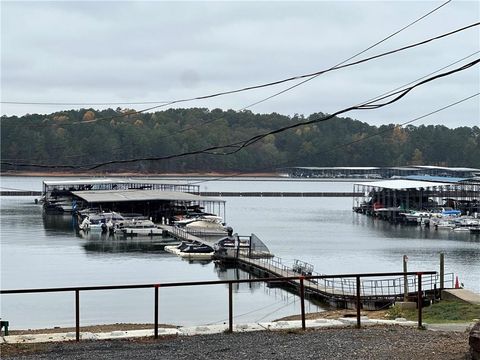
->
[71,189,226,223]
[353,177,480,222]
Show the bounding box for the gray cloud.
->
[1,1,479,127]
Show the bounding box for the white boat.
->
[120,219,164,236]
[401,211,431,224]
[78,211,125,232]
[165,241,214,260]
[175,215,228,238]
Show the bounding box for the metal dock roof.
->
[71,189,224,203]
[403,175,469,183]
[354,179,456,190]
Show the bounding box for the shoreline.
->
[6,310,388,335]
[0,171,282,178]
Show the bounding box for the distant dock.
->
[1,191,360,197]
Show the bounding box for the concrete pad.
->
[442,289,480,305]
[425,322,475,332]
[0,319,456,344]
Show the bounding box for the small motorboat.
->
[120,219,164,237]
[165,241,214,260]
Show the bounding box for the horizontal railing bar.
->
[0,271,437,294]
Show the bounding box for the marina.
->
[0,176,479,330]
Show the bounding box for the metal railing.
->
[235,254,453,300]
[1,271,435,341]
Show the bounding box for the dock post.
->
[154,285,159,339]
[228,282,233,333]
[403,255,408,302]
[75,289,80,342]
[356,276,361,328]
[300,277,306,330]
[417,273,423,329]
[440,253,444,299]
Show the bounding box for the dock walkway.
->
[218,252,452,310]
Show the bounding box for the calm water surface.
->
[1,176,479,329]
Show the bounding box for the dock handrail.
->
[1,270,437,341]
[233,254,453,300]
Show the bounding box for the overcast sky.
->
[1,1,479,128]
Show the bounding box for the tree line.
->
[1,107,479,173]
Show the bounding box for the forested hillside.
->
[1,108,479,173]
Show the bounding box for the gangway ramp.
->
[217,252,453,310]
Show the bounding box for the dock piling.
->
[228,283,233,333]
[299,277,305,330]
[154,285,159,339]
[417,273,423,329]
[75,289,80,342]
[356,276,361,328]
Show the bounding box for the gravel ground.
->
[1,326,471,360]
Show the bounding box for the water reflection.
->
[353,213,480,242]
[42,214,75,232]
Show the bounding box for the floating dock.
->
[216,251,453,310]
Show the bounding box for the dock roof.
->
[43,179,193,186]
[403,175,469,183]
[354,179,456,190]
[72,190,224,203]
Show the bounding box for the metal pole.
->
[403,255,408,302]
[440,253,444,299]
[228,282,233,333]
[154,285,159,339]
[417,273,423,329]
[356,276,361,328]
[300,277,306,330]
[75,289,80,342]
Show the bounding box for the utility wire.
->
[1,0,451,111]
[187,92,479,186]
[3,58,477,170]
[240,0,453,111]
[1,101,171,106]
[205,59,479,155]
[146,1,461,142]
[6,21,478,130]
[11,49,476,162]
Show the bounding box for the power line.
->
[5,21,478,130]
[209,59,479,155]
[3,58,477,170]
[148,0,456,141]
[19,49,477,162]
[1,101,171,106]
[240,0,453,111]
[186,92,479,186]
[1,0,452,110]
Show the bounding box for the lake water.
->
[1,176,479,330]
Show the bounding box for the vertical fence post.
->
[299,277,306,330]
[228,282,233,333]
[439,253,444,299]
[356,276,361,328]
[403,255,408,302]
[417,273,423,329]
[75,289,80,342]
[154,285,159,339]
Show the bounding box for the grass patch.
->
[386,301,480,323]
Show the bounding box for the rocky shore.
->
[2,325,471,359]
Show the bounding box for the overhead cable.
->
[2,0,452,109]
[3,58,477,170]
[6,21,478,130]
